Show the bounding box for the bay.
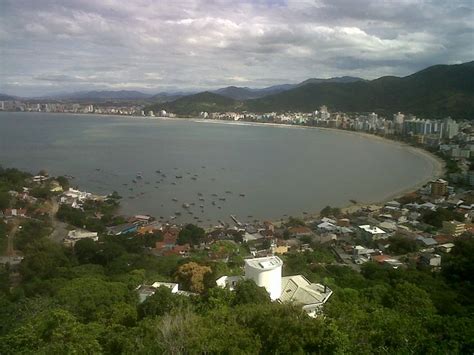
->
[0,112,438,226]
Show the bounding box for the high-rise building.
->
[430,178,448,196]
[442,117,459,140]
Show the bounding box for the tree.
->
[74,238,100,264]
[177,224,205,246]
[233,279,271,305]
[175,262,212,293]
[0,191,10,210]
[56,277,131,322]
[387,234,419,255]
[138,286,191,319]
[320,206,341,218]
[0,309,102,354]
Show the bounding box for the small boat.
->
[132,179,137,183]
[136,173,143,179]
[197,193,203,196]
[201,166,206,169]
[199,205,204,208]
[176,175,183,179]
[175,212,181,216]
[155,170,161,173]
[219,198,226,201]
[191,177,197,180]
[182,203,190,209]
[199,198,205,201]
[225,191,232,194]
[172,182,177,185]
[95,168,101,171]
[239,193,246,197]
[218,206,222,209]
[212,201,216,205]
[212,193,218,197]
[190,202,195,206]
[172,198,178,202]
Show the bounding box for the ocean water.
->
[0,112,437,226]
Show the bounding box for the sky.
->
[0,0,473,97]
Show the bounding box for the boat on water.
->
[212,193,218,197]
[239,193,246,197]
[212,201,216,205]
[155,170,161,173]
[132,179,137,183]
[176,175,183,179]
[172,198,178,202]
[219,198,226,201]
[199,198,205,201]
[172,182,177,185]
[199,205,204,208]
[225,191,232,194]
[197,193,203,196]
[136,173,143,179]
[191,177,197,180]
[182,203,190,209]
[190,202,195,206]
[175,212,181,216]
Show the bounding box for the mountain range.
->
[2,62,473,118]
[150,61,474,119]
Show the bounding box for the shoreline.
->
[1,111,446,226]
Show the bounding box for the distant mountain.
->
[0,93,16,101]
[245,61,474,118]
[212,77,364,100]
[50,90,153,101]
[149,92,188,103]
[297,76,364,86]
[213,86,261,100]
[149,92,241,115]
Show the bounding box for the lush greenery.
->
[149,61,474,118]
[149,92,242,116]
[1,219,473,353]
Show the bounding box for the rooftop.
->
[244,256,283,270]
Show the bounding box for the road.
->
[48,198,69,243]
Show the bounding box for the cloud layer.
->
[0,0,472,96]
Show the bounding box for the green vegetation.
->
[320,205,342,218]
[0,234,472,353]
[148,61,474,119]
[0,165,473,353]
[422,207,465,228]
[148,92,242,116]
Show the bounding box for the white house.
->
[216,256,333,317]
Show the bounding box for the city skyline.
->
[0,0,473,96]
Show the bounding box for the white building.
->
[217,256,333,317]
[64,229,98,247]
[244,256,283,300]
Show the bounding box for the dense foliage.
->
[1,226,473,353]
[151,61,474,118]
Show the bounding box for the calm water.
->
[0,112,436,226]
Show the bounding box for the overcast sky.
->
[0,0,473,96]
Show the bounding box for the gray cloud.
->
[0,0,472,96]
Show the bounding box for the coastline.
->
[1,111,446,225]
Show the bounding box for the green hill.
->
[147,62,474,119]
[147,92,242,116]
[245,61,474,118]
